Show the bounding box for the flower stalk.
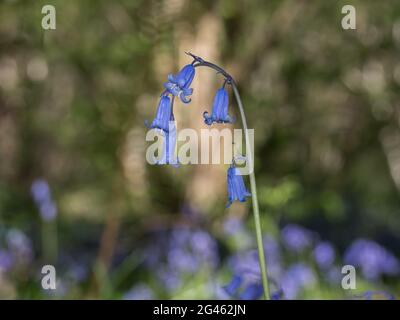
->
[187,52,270,299]
[147,52,271,299]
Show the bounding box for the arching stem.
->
[188,52,271,300]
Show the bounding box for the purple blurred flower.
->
[68,264,89,282]
[223,275,243,296]
[223,217,244,235]
[190,230,219,265]
[0,250,13,271]
[229,250,260,278]
[144,227,219,292]
[263,236,282,279]
[313,241,335,269]
[239,283,263,300]
[168,248,198,273]
[31,179,50,203]
[281,224,313,253]
[224,246,282,300]
[31,179,57,221]
[123,283,154,300]
[157,268,182,291]
[325,266,342,284]
[39,201,57,221]
[6,229,33,263]
[344,239,400,280]
[280,263,315,299]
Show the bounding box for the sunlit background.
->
[0,0,399,299]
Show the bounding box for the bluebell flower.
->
[280,263,315,299]
[190,230,219,265]
[31,179,57,221]
[144,227,219,293]
[263,236,282,279]
[325,266,341,284]
[239,283,263,300]
[203,87,233,125]
[344,239,400,280]
[6,229,33,264]
[223,217,244,235]
[281,224,313,253]
[313,241,335,269]
[229,250,261,277]
[226,165,251,208]
[157,120,179,166]
[223,275,243,296]
[123,284,154,300]
[225,249,283,300]
[146,95,172,132]
[0,250,13,272]
[31,179,51,203]
[271,290,284,300]
[164,64,195,103]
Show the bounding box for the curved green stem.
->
[189,52,271,299]
[231,83,270,300]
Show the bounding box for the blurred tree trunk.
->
[176,14,228,214]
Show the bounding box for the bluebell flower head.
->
[157,120,179,166]
[0,250,13,272]
[123,283,154,300]
[225,249,283,300]
[203,87,233,125]
[263,236,282,279]
[39,200,57,221]
[31,179,50,203]
[31,179,57,221]
[223,216,244,235]
[280,263,315,299]
[6,229,33,264]
[144,227,219,293]
[281,224,313,253]
[313,241,335,269]
[223,274,243,296]
[226,165,251,208]
[239,283,263,300]
[344,238,400,280]
[164,64,195,103]
[146,95,172,132]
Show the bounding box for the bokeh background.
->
[0,0,399,299]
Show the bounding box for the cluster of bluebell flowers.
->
[146,53,250,207]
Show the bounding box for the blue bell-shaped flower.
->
[203,87,233,125]
[146,95,172,132]
[164,64,195,104]
[226,165,251,207]
[239,283,263,300]
[157,118,179,166]
[223,275,243,297]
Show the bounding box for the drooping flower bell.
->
[164,64,195,104]
[223,275,243,296]
[203,87,233,125]
[145,95,172,132]
[226,165,251,207]
[157,117,179,166]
